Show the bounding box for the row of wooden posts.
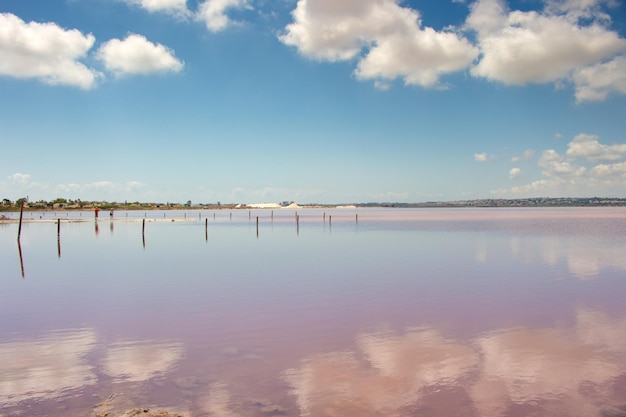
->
[14,206,359,278]
[16,202,360,241]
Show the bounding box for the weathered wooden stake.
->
[356,213,358,224]
[205,218,208,241]
[142,218,146,235]
[323,212,326,223]
[17,199,24,240]
[271,210,274,221]
[256,216,259,237]
[230,212,232,221]
[329,215,332,226]
[57,219,61,237]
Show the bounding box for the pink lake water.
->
[1,207,626,417]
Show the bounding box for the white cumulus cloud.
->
[466,0,626,92]
[474,152,488,161]
[566,133,626,161]
[96,34,184,76]
[509,167,522,178]
[0,13,100,89]
[280,0,479,88]
[9,173,32,185]
[572,55,626,102]
[511,149,535,162]
[196,0,252,32]
[494,132,626,196]
[123,0,190,17]
[590,161,626,178]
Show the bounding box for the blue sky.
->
[1,0,626,204]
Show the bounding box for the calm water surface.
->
[1,208,626,416]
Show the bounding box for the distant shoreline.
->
[2,197,626,213]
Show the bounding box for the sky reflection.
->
[285,309,626,417]
[1,209,626,415]
[103,340,184,383]
[0,329,184,408]
[0,329,96,405]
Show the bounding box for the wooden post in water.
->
[329,215,332,226]
[17,199,24,240]
[205,218,208,241]
[142,218,146,235]
[356,213,358,224]
[271,210,274,221]
[323,212,325,223]
[230,212,232,221]
[256,216,259,237]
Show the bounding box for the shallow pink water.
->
[1,208,625,416]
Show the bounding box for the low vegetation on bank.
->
[2,197,626,213]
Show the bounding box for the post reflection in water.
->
[16,239,24,278]
[94,220,99,236]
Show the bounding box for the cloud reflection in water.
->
[0,329,97,405]
[0,330,184,407]
[285,309,626,417]
[103,339,184,382]
[476,234,626,280]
